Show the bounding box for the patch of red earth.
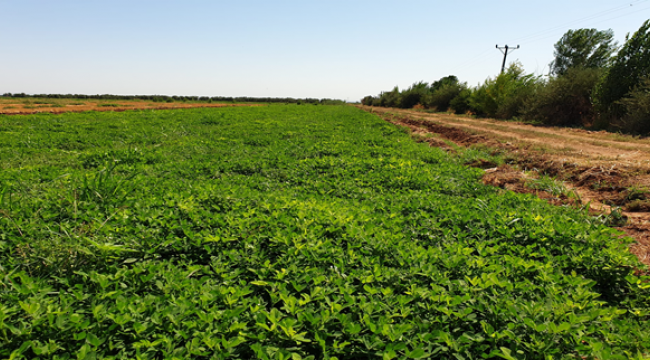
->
[0,102,262,115]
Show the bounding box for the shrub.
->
[426,82,466,112]
[610,76,650,134]
[430,75,459,91]
[524,67,602,126]
[361,96,375,106]
[596,20,650,118]
[400,82,429,109]
[378,86,402,108]
[469,63,541,119]
[449,88,473,114]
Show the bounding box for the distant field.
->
[0,97,259,114]
[1,105,648,359]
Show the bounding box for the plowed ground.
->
[359,105,650,267]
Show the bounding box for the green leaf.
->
[557,322,571,332]
[498,347,517,360]
[86,332,103,347]
[407,347,429,359]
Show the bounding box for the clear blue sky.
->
[1,0,649,102]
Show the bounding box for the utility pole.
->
[496,44,520,74]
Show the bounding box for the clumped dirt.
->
[0,101,261,115]
[627,227,650,268]
[361,106,650,267]
[482,165,579,207]
[397,116,492,146]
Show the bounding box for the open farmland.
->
[0,97,261,115]
[1,105,649,359]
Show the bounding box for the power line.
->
[448,1,650,79]
[448,48,494,76]
[510,0,649,43]
[513,5,650,46]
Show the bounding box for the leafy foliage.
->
[550,28,617,76]
[524,67,603,126]
[400,82,429,109]
[361,96,375,106]
[449,88,473,114]
[377,86,402,108]
[469,63,541,119]
[1,106,648,359]
[430,76,459,92]
[361,21,650,134]
[596,20,650,117]
[425,82,467,112]
[611,76,650,133]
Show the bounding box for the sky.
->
[1,0,649,102]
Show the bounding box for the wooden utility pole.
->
[496,45,520,74]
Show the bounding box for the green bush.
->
[425,82,466,112]
[611,76,650,134]
[430,75,459,91]
[469,63,541,119]
[361,96,375,106]
[400,82,429,109]
[596,20,650,118]
[550,28,617,76]
[449,88,473,114]
[377,86,402,108]
[524,67,602,126]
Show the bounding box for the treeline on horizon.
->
[362,20,650,135]
[0,92,345,105]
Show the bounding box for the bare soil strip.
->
[0,101,261,115]
[398,109,650,167]
[359,105,650,267]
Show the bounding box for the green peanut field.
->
[0,105,648,359]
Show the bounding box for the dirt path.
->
[405,113,648,163]
[391,108,650,168]
[359,106,650,267]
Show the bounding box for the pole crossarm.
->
[496,44,520,74]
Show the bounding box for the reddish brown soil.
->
[0,101,261,115]
[360,106,650,267]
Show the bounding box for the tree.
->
[361,96,375,106]
[425,82,466,112]
[400,81,429,108]
[378,86,402,108]
[524,67,602,126]
[430,75,459,92]
[469,62,540,119]
[613,76,650,134]
[596,20,650,116]
[550,28,617,76]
